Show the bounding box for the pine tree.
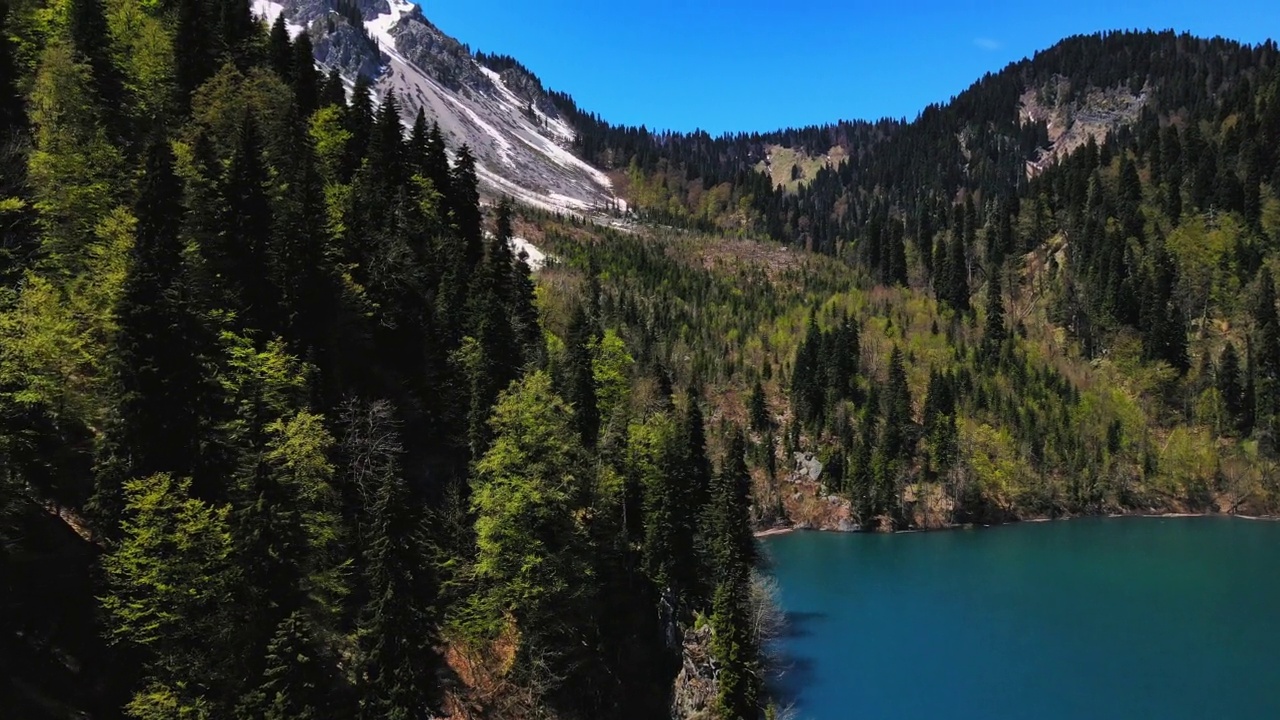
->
[423,121,452,215]
[945,234,970,312]
[748,380,768,432]
[710,561,760,720]
[291,32,320,118]
[220,113,280,332]
[982,263,1007,359]
[268,14,293,81]
[1252,268,1280,448]
[320,68,345,109]
[67,0,123,124]
[174,0,215,105]
[238,611,344,720]
[353,403,437,720]
[345,74,375,172]
[0,0,23,133]
[90,134,206,534]
[368,90,406,189]
[881,347,913,463]
[451,144,484,269]
[704,430,756,578]
[1219,342,1245,434]
[563,304,600,447]
[922,370,958,477]
[407,108,430,175]
[705,430,760,720]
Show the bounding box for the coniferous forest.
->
[2,0,1280,716]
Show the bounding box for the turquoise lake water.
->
[763,518,1280,719]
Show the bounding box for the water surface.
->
[764,518,1280,719]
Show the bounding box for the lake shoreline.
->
[754,510,1280,538]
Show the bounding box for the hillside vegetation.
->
[0,0,763,718]
[2,0,1280,718]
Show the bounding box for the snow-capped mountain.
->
[253,0,618,214]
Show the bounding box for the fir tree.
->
[291,32,320,118]
[220,113,280,332]
[563,304,600,447]
[90,134,206,534]
[451,144,484,269]
[748,380,768,432]
[1219,342,1245,434]
[354,403,437,720]
[983,263,1007,359]
[268,14,293,81]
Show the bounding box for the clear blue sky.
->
[420,0,1279,135]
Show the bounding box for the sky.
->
[419,0,1280,136]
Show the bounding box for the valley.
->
[1,0,1279,717]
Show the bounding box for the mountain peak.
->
[255,0,618,213]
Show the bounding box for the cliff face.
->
[254,0,617,213]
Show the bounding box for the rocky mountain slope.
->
[253,0,618,213]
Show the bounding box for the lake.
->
[763,517,1280,719]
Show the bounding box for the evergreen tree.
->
[882,347,913,463]
[268,14,293,81]
[945,234,970,312]
[922,370,958,477]
[705,430,760,720]
[239,611,344,720]
[562,304,600,447]
[320,68,345,109]
[0,0,23,133]
[704,431,756,578]
[354,403,437,720]
[982,263,1007,359]
[1252,268,1280,448]
[451,144,484,269]
[90,135,206,534]
[748,380,768,432]
[1218,341,1245,434]
[291,32,320,118]
[345,74,375,172]
[471,372,596,705]
[219,113,280,332]
[67,0,123,124]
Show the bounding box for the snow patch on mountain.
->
[251,0,304,38]
[511,237,548,271]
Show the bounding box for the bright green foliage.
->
[27,40,123,270]
[107,0,175,123]
[472,371,592,629]
[91,133,205,532]
[102,473,238,715]
[262,411,347,615]
[593,328,634,423]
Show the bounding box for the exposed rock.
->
[263,0,617,214]
[670,623,717,720]
[791,451,823,482]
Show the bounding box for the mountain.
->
[5,1,1280,717]
[252,0,619,213]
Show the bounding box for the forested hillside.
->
[0,0,767,717]
[3,0,1280,716]
[551,30,1280,531]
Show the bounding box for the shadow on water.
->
[767,610,826,709]
[781,610,826,639]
